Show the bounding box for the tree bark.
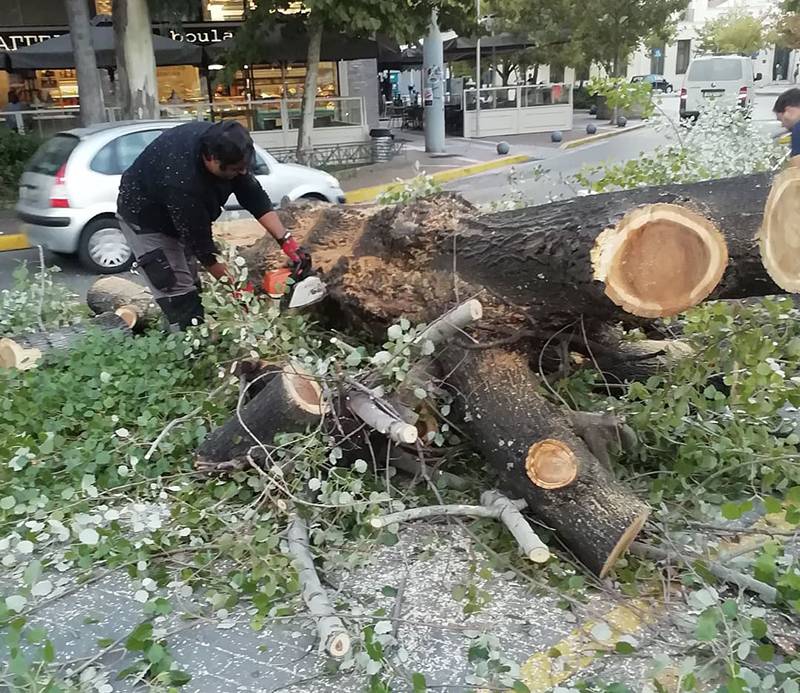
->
[86,276,161,330]
[196,362,327,470]
[440,347,650,577]
[297,17,323,165]
[0,312,133,370]
[65,0,106,126]
[112,0,158,120]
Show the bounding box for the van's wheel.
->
[666,85,673,93]
[78,218,133,274]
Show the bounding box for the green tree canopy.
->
[697,9,772,56]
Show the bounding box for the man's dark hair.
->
[199,121,254,166]
[774,88,800,113]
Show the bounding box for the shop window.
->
[157,66,202,102]
[94,0,112,14]
[251,62,338,100]
[203,0,245,21]
[676,40,691,75]
[650,44,666,76]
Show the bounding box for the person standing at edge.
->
[117,120,311,330]
[774,88,800,166]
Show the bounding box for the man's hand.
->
[207,261,233,282]
[277,232,313,278]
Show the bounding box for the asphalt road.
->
[449,92,783,206]
[0,91,786,301]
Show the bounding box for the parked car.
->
[16,120,346,273]
[679,55,761,121]
[631,74,673,93]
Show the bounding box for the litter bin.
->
[370,128,394,163]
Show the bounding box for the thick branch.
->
[287,513,351,657]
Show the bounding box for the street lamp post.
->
[475,0,480,138]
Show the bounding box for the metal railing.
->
[2,107,122,137]
[268,139,405,168]
[1,96,366,137]
[158,96,367,134]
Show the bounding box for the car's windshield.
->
[687,59,743,81]
[25,134,80,176]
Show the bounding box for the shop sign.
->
[167,27,235,45]
[0,32,61,51]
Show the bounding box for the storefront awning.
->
[6,16,203,70]
[207,21,381,63]
[378,33,536,69]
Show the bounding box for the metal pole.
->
[475,0,480,138]
[423,9,445,153]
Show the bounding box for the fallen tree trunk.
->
[196,361,327,470]
[0,311,135,370]
[87,276,161,330]
[441,347,650,577]
[449,173,780,327]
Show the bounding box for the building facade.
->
[0,0,379,132]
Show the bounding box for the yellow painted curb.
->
[0,233,30,252]
[516,599,654,692]
[561,122,648,150]
[345,154,529,204]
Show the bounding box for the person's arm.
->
[164,191,232,282]
[791,123,800,164]
[232,173,311,267]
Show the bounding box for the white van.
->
[680,55,761,120]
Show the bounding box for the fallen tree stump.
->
[0,310,135,370]
[196,361,327,471]
[87,276,161,330]
[441,347,650,576]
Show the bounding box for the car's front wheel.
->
[78,217,133,274]
[666,85,673,93]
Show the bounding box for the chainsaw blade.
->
[287,275,327,309]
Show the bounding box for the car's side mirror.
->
[253,163,270,176]
[755,72,763,81]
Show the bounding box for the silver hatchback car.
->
[16,120,346,273]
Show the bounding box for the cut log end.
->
[114,305,139,330]
[528,547,551,563]
[759,167,800,293]
[284,362,328,416]
[0,338,42,371]
[599,507,650,579]
[525,438,578,489]
[326,631,351,658]
[592,203,728,318]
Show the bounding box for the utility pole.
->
[475,0,481,138]
[422,10,445,153]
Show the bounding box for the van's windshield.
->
[687,58,743,81]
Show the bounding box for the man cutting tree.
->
[117,120,311,330]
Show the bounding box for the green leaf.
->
[721,502,744,520]
[721,599,738,619]
[756,643,774,661]
[42,639,55,663]
[764,496,782,514]
[167,670,192,686]
[451,584,466,602]
[412,672,427,692]
[146,642,166,664]
[512,682,531,693]
[694,610,719,642]
[750,617,768,639]
[615,641,637,654]
[381,586,398,597]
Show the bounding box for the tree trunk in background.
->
[65,0,106,126]
[297,17,323,165]
[113,0,158,119]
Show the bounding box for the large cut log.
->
[196,361,327,469]
[242,175,781,343]
[759,167,800,293]
[451,173,780,328]
[441,347,650,577]
[87,276,161,330]
[0,311,135,370]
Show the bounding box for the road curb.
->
[560,122,648,150]
[0,233,31,252]
[345,154,529,204]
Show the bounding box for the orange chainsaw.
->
[260,264,327,309]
